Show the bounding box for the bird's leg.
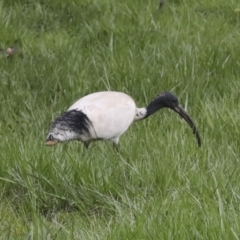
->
[159,0,165,10]
[84,142,90,150]
[111,137,120,152]
[113,143,119,152]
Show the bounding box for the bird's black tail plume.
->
[49,109,92,136]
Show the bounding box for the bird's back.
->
[68,91,137,141]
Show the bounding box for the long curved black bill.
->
[174,105,201,147]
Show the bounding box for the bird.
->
[46,91,201,149]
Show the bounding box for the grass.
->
[0,0,240,239]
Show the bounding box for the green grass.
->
[0,0,240,239]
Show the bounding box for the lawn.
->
[0,0,240,239]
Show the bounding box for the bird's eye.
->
[172,99,178,104]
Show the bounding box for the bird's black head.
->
[146,91,201,147]
[152,92,179,109]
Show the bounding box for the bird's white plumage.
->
[68,91,143,144]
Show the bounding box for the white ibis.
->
[46,91,201,149]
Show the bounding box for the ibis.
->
[46,91,201,149]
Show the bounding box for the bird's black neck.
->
[145,99,165,119]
